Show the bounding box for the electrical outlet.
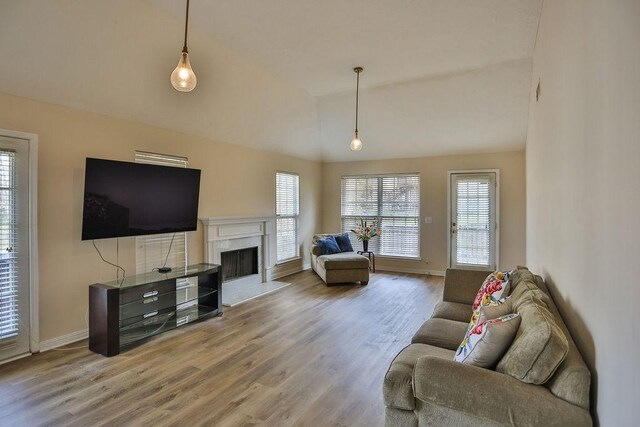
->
[424,216,432,224]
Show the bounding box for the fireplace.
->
[201,216,275,286]
[221,247,259,282]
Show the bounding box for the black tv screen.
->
[82,158,201,240]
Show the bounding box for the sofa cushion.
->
[496,299,569,384]
[316,252,370,270]
[411,318,468,350]
[383,343,455,411]
[511,266,553,296]
[454,313,521,368]
[334,233,354,252]
[510,266,537,289]
[413,357,593,426]
[533,274,551,296]
[431,301,472,323]
[509,279,552,312]
[316,236,341,255]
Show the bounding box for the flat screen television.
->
[82,158,201,240]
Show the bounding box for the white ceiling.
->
[0,0,542,162]
[152,0,542,96]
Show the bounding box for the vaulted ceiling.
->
[0,0,542,161]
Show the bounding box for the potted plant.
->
[350,218,381,252]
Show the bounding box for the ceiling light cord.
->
[171,0,197,92]
[355,69,359,134]
[182,0,190,53]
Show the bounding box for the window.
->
[134,151,188,273]
[449,172,498,270]
[276,172,300,262]
[341,174,420,258]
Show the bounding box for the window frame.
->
[275,171,300,263]
[447,169,500,271]
[0,128,38,356]
[340,173,421,260]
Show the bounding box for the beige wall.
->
[0,92,322,342]
[322,151,526,273]
[526,1,640,424]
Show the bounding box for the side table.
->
[357,251,376,273]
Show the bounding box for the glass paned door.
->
[450,172,497,270]
[0,136,30,361]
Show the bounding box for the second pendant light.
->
[350,67,364,151]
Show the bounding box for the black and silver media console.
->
[89,263,222,357]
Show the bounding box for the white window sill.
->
[375,255,422,262]
[452,264,494,271]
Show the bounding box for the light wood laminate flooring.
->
[0,270,443,426]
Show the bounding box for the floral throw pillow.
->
[472,271,512,310]
[454,313,521,368]
[466,297,513,335]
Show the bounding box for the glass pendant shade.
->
[171,52,197,92]
[350,132,363,151]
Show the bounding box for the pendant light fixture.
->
[350,66,364,151]
[171,0,197,92]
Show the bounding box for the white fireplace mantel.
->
[200,216,275,283]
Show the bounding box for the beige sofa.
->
[384,268,592,426]
[310,234,370,285]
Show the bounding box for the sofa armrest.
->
[442,268,489,305]
[311,244,322,256]
[413,356,592,426]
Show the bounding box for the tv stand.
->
[89,263,222,357]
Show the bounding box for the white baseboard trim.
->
[376,266,446,276]
[0,352,31,366]
[39,329,88,352]
[271,262,311,281]
[426,270,446,277]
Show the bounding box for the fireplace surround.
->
[201,216,275,286]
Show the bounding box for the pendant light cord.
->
[355,70,360,133]
[183,0,190,53]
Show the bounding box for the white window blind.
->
[452,173,496,269]
[134,151,188,273]
[276,172,299,262]
[341,174,420,258]
[0,150,18,341]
